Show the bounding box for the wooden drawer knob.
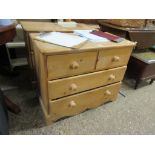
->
[108,74,115,80]
[70,61,79,69]
[105,90,111,96]
[69,100,77,107]
[69,83,78,91]
[112,56,120,62]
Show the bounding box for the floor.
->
[1,68,155,135]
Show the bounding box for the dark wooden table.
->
[126,51,155,89]
[98,20,155,49]
[98,20,155,89]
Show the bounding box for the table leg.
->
[4,95,21,114]
[135,79,141,89]
[149,79,154,85]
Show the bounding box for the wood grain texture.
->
[24,22,99,82]
[37,51,49,112]
[49,82,121,122]
[21,21,99,32]
[33,37,136,55]
[96,46,134,70]
[24,32,33,69]
[31,30,135,124]
[48,66,126,99]
[47,51,98,80]
[33,45,40,80]
[39,97,52,125]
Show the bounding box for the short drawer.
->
[96,46,133,70]
[48,66,126,100]
[47,51,97,80]
[49,82,121,121]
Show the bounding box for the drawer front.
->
[48,66,126,100]
[96,46,133,70]
[49,82,121,121]
[47,51,97,80]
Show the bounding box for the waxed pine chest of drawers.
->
[21,21,99,84]
[32,33,136,124]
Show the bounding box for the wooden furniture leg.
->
[135,79,141,89]
[150,79,154,84]
[4,95,21,114]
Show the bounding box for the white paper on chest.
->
[36,32,87,48]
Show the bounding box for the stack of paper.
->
[74,30,109,42]
[36,32,87,48]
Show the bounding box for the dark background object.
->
[129,31,155,49]
[126,51,155,89]
[0,45,10,66]
[0,24,16,44]
[0,23,21,114]
[98,20,155,89]
[0,90,9,135]
[98,20,155,49]
[0,24,16,67]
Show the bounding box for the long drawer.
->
[49,82,121,121]
[48,66,126,100]
[96,46,133,70]
[47,51,98,80]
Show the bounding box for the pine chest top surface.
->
[30,33,136,55]
[21,21,99,32]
